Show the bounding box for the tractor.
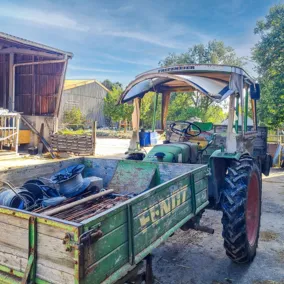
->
[119,64,272,263]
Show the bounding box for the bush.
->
[63,107,86,130]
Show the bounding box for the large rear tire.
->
[221,155,262,263]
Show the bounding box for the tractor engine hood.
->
[118,64,255,104]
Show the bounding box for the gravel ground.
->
[152,169,284,284]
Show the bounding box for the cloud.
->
[0,4,89,31]
[100,30,181,49]
[68,65,121,73]
[100,53,156,66]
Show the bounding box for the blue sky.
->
[0,0,281,86]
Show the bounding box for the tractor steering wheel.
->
[169,121,202,138]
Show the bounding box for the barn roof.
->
[0,31,73,57]
[64,79,110,92]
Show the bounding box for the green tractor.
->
[119,64,272,263]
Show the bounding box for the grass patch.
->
[260,230,279,242]
[58,129,91,135]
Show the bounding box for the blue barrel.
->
[139,131,151,147]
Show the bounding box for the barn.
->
[59,79,110,128]
[0,32,73,155]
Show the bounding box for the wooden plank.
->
[132,176,190,217]
[194,168,208,182]
[196,188,208,208]
[84,242,128,284]
[133,185,191,234]
[0,222,76,282]
[0,249,74,284]
[83,207,127,235]
[0,222,74,261]
[134,200,192,255]
[195,178,208,194]
[85,223,128,266]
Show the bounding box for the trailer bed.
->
[0,158,208,284]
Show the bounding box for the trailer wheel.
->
[221,155,261,263]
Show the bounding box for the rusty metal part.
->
[43,189,114,216]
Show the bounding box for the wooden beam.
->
[8,53,14,111]
[226,94,237,153]
[55,56,68,117]
[31,55,35,115]
[2,55,6,108]
[0,47,63,59]
[161,91,171,131]
[92,121,97,156]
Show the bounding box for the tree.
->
[159,40,247,67]
[63,107,86,129]
[159,40,244,122]
[103,87,133,130]
[252,4,284,128]
[101,79,123,91]
[140,92,162,129]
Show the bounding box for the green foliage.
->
[167,93,201,121]
[167,93,226,124]
[63,107,86,129]
[103,87,133,124]
[159,40,247,67]
[253,4,284,129]
[159,40,245,123]
[101,79,123,91]
[140,92,161,129]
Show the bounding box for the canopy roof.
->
[119,64,256,104]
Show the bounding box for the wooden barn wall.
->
[14,54,64,116]
[59,83,107,127]
[0,54,9,109]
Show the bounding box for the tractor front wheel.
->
[221,155,261,263]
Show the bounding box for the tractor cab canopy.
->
[120,64,260,154]
[119,64,257,104]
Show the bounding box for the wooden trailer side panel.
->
[80,164,208,284]
[0,208,81,284]
[0,157,83,187]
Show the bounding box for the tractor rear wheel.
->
[221,155,261,263]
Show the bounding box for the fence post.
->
[92,121,97,156]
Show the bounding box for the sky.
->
[0,0,281,87]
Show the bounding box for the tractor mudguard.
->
[208,150,249,207]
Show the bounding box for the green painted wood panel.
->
[134,200,193,255]
[83,208,127,234]
[133,185,191,235]
[83,242,128,284]
[132,176,190,217]
[196,188,208,208]
[85,223,128,266]
[195,178,208,194]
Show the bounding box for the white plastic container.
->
[150,132,158,145]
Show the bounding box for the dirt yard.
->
[152,169,284,284]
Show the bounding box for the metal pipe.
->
[244,87,249,132]
[235,95,239,134]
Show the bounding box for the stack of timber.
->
[51,134,93,155]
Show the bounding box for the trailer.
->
[0,157,208,284]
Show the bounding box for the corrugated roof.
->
[0,31,73,57]
[64,79,110,92]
